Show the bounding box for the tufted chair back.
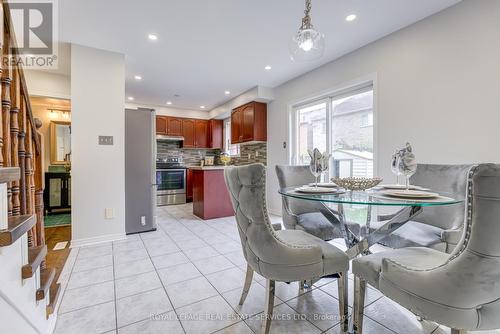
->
[381,164,500,330]
[275,165,341,230]
[224,163,324,281]
[410,164,475,230]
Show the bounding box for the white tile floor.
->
[54,204,500,334]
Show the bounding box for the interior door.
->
[167,117,183,136]
[182,119,195,148]
[195,120,208,148]
[231,109,241,144]
[241,103,254,142]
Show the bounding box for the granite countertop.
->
[189,165,228,170]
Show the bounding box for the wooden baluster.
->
[10,66,20,218]
[25,115,34,215]
[2,29,12,215]
[18,90,26,215]
[0,23,3,168]
[34,119,45,248]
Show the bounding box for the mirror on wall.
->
[50,121,71,165]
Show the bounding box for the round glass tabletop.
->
[278,187,463,207]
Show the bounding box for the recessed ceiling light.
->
[345,14,357,22]
[224,91,231,95]
[200,106,206,109]
[127,96,135,101]
[264,65,272,70]
[134,75,142,80]
[148,34,158,41]
[166,101,172,105]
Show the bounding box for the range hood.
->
[156,134,184,142]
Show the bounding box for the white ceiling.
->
[58,0,461,110]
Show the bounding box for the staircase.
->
[0,169,61,333]
[0,0,62,332]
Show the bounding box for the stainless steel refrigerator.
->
[125,108,157,234]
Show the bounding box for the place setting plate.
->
[380,189,440,199]
[308,182,339,188]
[376,184,430,191]
[295,186,345,194]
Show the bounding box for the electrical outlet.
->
[105,208,114,219]
[140,216,146,226]
[248,153,251,159]
[255,151,259,157]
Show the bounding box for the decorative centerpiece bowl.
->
[331,177,383,191]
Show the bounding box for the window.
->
[223,118,240,156]
[294,101,327,165]
[291,85,374,178]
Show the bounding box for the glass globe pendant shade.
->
[289,28,325,62]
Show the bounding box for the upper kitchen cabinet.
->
[156,116,168,134]
[194,120,208,148]
[208,119,223,149]
[155,116,183,136]
[167,117,183,136]
[231,101,267,144]
[182,119,196,148]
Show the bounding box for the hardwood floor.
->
[44,226,71,283]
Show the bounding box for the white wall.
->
[25,70,71,99]
[266,0,500,214]
[71,45,126,246]
[209,86,274,120]
[126,102,210,119]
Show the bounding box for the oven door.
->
[156,169,186,195]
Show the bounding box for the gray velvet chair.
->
[224,163,350,334]
[276,165,357,241]
[374,164,475,253]
[352,164,500,334]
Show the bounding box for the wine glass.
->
[390,152,401,185]
[309,159,321,187]
[397,144,417,191]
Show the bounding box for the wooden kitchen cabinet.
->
[208,119,223,149]
[194,120,208,148]
[231,101,267,144]
[182,119,196,148]
[186,168,193,202]
[156,116,168,134]
[167,117,183,136]
[231,108,242,143]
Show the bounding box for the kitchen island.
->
[190,166,234,220]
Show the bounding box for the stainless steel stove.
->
[156,157,187,206]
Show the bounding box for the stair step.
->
[0,214,37,246]
[46,283,61,318]
[0,167,20,183]
[36,267,56,301]
[22,245,47,279]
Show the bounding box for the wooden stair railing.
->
[1,0,44,248]
[0,0,61,321]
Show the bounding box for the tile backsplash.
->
[156,141,267,166]
[157,141,220,166]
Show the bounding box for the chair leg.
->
[261,279,275,334]
[353,276,367,334]
[239,264,254,305]
[337,272,349,332]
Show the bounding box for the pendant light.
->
[289,0,325,62]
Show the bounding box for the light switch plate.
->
[99,136,114,145]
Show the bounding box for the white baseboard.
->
[70,233,126,248]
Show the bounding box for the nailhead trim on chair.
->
[384,165,479,272]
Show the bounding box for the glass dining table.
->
[278,187,463,259]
